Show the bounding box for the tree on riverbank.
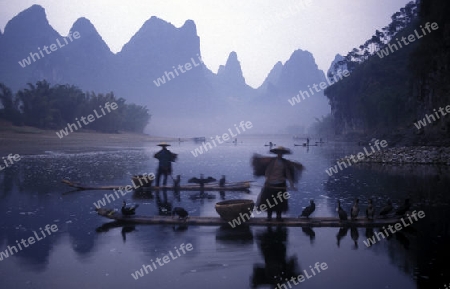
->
[0,81,151,133]
[324,0,450,144]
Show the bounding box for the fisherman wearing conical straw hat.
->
[251,146,304,221]
[154,142,177,187]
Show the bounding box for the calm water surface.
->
[0,135,449,289]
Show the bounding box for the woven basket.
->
[215,199,255,221]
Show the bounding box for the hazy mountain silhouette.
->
[0,5,60,89]
[254,49,330,133]
[0,5,330,136]
[210,51,257,104]
[327,54,348,81]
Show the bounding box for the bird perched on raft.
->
[395,198,411,216]
[337,200,348,221]
[379,199,393,217]
[351,198,359,220]
[300,200,315,218]
[121,200,139,215]
[172,207,189,220]
[366,199,375,220]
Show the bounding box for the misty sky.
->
[0,0,411,88]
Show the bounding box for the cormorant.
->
[351,198,359,220]
[365,199,375,220]
[337,200,348,221]
[379,199,393,217]
[121,200,139,215]
[172,207,189,220]
[299,200,315,218]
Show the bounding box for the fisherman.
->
[154,143,177,187]
[252,146,304,221]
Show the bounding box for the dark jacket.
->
[154,149,176,170]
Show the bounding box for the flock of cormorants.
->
[122,197,411,221]
[300,198,411,220]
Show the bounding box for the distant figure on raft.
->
[154,142,177,187]
[251,146,304,221]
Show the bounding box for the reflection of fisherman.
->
[251,226,299,287]
[154,143,177,187]
[252,146,304,221]
[156,189,172,215]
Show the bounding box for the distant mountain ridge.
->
[0,5,330,135]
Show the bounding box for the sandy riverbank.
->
[0,124,177,155]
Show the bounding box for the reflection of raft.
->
[95,208,402,227]
[62,179,126,191]
[144,181,251,192]
[62,179,251,192]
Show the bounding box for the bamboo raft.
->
[62,179,251,192]
[95,208,402,228]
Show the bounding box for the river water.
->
[0,135,449,289]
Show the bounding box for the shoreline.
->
[0,126,168,155]
[2,126,450,165]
